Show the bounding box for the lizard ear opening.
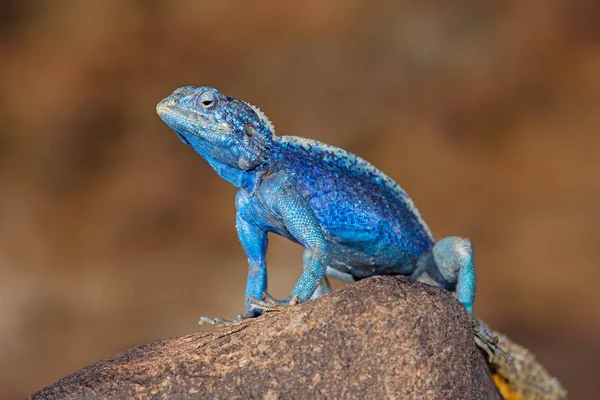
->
[244,124,256,138]
[243,101,275,135]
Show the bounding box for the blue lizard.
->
[154,86,574,396]
[157,85,476,318]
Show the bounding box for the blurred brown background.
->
[0,1,598,399]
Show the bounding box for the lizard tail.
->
[485,325,567,400]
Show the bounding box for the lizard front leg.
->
[248,250,334,311]
[198,196,268,326]
[248,189,330,312]
[236,211,269,317]
[303,249,333,299]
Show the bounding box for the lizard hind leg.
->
[430,236,476,314]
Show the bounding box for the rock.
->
[30,276,502,399]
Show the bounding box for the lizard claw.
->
[198,314,249,326]
[199,293,300,326]
[473,318,513,366]
[248,292,300,313]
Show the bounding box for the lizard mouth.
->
[157,103,229,137]
[157,103,203,140]
[176,132,192,147]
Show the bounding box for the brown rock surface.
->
[30,276,502,399]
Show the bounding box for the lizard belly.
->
[312,197,434,279]
[324,233,423,279]
[304,181,434,278]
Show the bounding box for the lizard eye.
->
[197,90,218,109]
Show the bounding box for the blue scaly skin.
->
[156,86,572,398]
[156,86,504,359]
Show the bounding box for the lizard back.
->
[273,136,435,276]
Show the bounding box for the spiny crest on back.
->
[244,101,276,136]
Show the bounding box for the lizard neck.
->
[197,134,278,193]
[240,170,263,196]
[197,150,246,188]
[240,138,281,196]
[179,130,245,187]
[206,158,268,195]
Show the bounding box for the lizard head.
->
[156,86,274,172]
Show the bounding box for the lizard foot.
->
[248,292,300,313]
[198,314,249,326]
[473,318,513,366]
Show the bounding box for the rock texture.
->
[30,276,502,399]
